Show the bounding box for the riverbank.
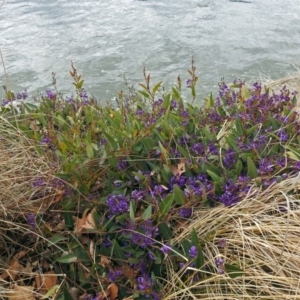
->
[1,65,300,300]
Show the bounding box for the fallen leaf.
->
[96,283,118,300]
[7,285,35,300]
[74,209,89,233]
[169,159,186,176]
[1,251,28,280]
[51,190,64,204]
[115,264,138,281]
[107,283,118,300]
[35,270,57,295]
[99,255,110,267]
[81,209,96,230]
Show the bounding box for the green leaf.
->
[152,81,163,94]
[191,228,204,269]
[247,157,258,178]
[205,93,215,109]
[181,239,191,257]
[63,286,74,300]
[235,115,244,136]
[112,239,126,260]
[129,200,135,222]
[142,205,152,220]
[225,263,244,278]
[172,87,181,100]
[158,223,173,239]
[47,234,67,247]
[159,194,174,216]
[41,285,60,299]
[63,211,74,230]
[138,90,150,98]
[191,85,196,98]
[207,170,220,182]
[56,253,77,263]
[103,132,118,151]
[142,137,155,152]
[173,184,184,205]
[86,142,94,158]
[73,246,91,262]
[241,85,251,100]
[285,145,300,161]
[159,141,169,161]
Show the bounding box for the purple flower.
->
[149,252,156,260]
[218,238,227,248]
[32,177,46,187]
[171,99,177,108]
[108,269,122,282]
[131,189,144,201]
[45,89,56,100]
[258,158,273,175]
[99,138,107,146]
[223,149,236,168]
[208,142,218,155]
[16,89,28,100]
[161,244,172,254]
[106,194,130,215]
[26,213,36,231]
[117,158,129,170]
[179,208,192,219]
[191,143,205,155]
[186,79,192,88]
[103,238,112,248]
[1,99,11,106]
[137,274,153,292]
[189,246,198,258]
[79,89,88,100]
[278,129,288,142]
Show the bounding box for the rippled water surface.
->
[1,0,300,102]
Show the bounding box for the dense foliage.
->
[1,62,300,299]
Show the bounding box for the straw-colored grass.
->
[0,115,62,220]
[265,73,300,95]
[163,174,300,299]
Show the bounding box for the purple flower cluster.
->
[189,245,198,258]
[16,89,28,100]
[26,213,36,232]
[108,269,122,282]
[219,178,250,207]
[123,220,157,248]
[117,158,129,170]
[45,89,56,100]
[107,194,130,215]
[215,257,225,274]
[223,149,236,168]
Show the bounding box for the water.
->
[1,0,300,103]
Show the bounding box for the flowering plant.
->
[1,61,300,299]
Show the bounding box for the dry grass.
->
[264,73,300,95]
[0,115,62,220]
[163,174,300,299]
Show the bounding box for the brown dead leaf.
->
[99,255,110,267]
[74,209,89,233]
[115,264,138,281]
[51,190,64,204]
[96,283,118,300]
[7,285,35,300]
[35,270,57,295]
[1,251,28,280]
[107,283,118,300]
[81,209,96,230]
[169,159,186,176]
[75,208,96,233]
